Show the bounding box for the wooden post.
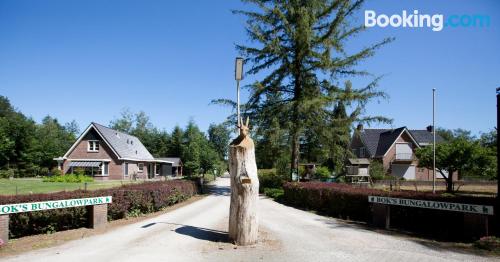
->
[229,117,259,245]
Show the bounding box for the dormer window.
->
[88,140,99,152]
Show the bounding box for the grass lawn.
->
[0,178,142,196]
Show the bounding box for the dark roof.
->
[357,127,442,157]
[156,157,182,167]
[92,123,155,161]
[358,129,389,157]
[409,130,443,144]
[375,127,406,156]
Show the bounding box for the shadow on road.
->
[175,225,229,242]
[204,183,231,196]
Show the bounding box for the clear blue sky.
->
[0,0,499,135]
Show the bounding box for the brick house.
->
[53,122,173,180]
[349,125,456,181]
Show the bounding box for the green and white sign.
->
[368,196,493,215]
[0,196,112,215]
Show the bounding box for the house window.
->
[88,140,99,152]
[102,162,109,176]
[138,163,144,172]
[124,163,129,177]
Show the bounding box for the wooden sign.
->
[368,196,493,215]
[0,196,112,215]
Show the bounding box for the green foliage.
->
[258,170,284,192]
[263,187,284,201]
[43,173,94,183]
[369,161,386,181]
[276,155,291,179]
[208,123,231,160]
[314,166,331,180]
[0,96,78,177]
[50,168,62,177]
[416,137,494,192]
[0,168,15,178]
[215,1,392,176]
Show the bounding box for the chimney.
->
[357,124,363,132]
[426,125,433,132]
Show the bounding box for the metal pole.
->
[432,88,436,194]
[496,87,500,200]
[237,79,241,129]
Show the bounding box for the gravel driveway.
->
[2,178,496,262]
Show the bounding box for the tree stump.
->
[228,118,259,245]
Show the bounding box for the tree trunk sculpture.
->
[228,117,259,245]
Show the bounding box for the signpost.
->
[368,196,493,215]
[0,196,112,215]
[0,196,112,244]
[369,195,493,235]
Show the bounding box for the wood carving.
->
[228,117,259,245]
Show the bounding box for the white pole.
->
[432,88,436,194]
[237,80,241,128]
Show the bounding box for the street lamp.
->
[496,87,500,200]
[235,57,244,128]
[432,88,436,194]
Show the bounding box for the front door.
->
[148,163,154,179]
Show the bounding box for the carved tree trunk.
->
[228,134,259,245]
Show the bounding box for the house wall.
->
[63,129,123,180]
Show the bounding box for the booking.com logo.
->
[365,10,491,32]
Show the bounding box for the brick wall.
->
[0,215,8,243]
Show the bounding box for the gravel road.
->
[2,178,496,262]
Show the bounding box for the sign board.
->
[368,195,493,215]
[0,196,112,215]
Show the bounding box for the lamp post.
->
[496,87,500,202]
[432,88,436,194]
[235,57,244,129]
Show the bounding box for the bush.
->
[474,236,500,251]
[258,171,285,193]
[369,161,386,181]
[263,188,284,202]
[0,169,15,179]
[314,166,331,180]
[50,168,62,177]
[283,182,495,241]
[43,173,94,183]
[0,180,198,239]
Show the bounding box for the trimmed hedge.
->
[0,180,198,239]
[283,182,496,241]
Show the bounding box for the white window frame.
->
[102,162,109,176]
[138,163,144,172]
[87,140,99,152]
[124,162,129,177]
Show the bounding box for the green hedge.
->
[283,182,496,241]
[0,180,198,239]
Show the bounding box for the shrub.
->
[43,174,94,183]
[0,169,15,179]
[314,166,331,180]
[263,188,284,202]
[283,182,495,241]
[50,168,63,177]
[474,236,500,251]
[369,161,386,181]
[258,171,285,193]
[0,180,198,239]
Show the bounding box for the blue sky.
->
[0,0,499,135]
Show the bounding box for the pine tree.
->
[235,0,392,179]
